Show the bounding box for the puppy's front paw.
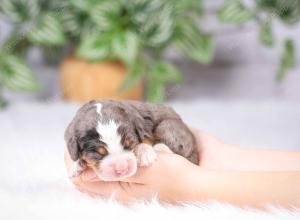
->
[153,143,173,153]
[135,143,157,167]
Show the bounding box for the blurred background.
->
[0,0,300,150]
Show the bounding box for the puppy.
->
[65,100,199,181]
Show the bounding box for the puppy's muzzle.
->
[95,152,137,181]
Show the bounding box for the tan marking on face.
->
[83,158,99,169]
[124,137,133,149]
[81,155,100,169]
[142,138,153,145]
[97,146,108,155]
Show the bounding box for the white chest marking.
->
[96,120,123,155]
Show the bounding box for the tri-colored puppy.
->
[65,100,199,181]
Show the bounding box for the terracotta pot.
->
[60,57,143,102]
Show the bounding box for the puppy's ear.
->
[65,122,80,161]
[134,116,154,141]
[134,117,145,141]
[66,135,79,161]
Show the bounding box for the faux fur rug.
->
[1,101,300,219]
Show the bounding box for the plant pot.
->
[60,56,143,102]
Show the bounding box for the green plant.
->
[218,0,298,80]
[0,0,211,104]
[0,0,299,107]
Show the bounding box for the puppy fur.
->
[65,100,199,179]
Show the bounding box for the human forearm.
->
[199,133,300,171]
[225,146,300,171]
[184,167,300,208]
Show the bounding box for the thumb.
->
[122,152,171,184]
[122,166,151,184]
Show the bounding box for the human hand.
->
[65,128,300,206]
[64,127,232,202]
[64,146,197,203]
[189,127,235,169]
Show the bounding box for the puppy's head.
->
[65,100,149,181]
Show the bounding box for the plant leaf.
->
[118,62,144,93]
[275,0,300,25]
[146,61,182,102]
[112,31,139,65]
[0,55,39,91]
[0,0,40,23]
[147,79,165,103]
[27,13,66,46]
[129,0,174,47]
[277,39,295,81]
[61,8,86,37]
[259,20,274,46]
[2,31,30,56]
[174,19,214,63]
[218,0,254,23]
[75,33,110,61]
[151,61,182,83]
[69,0,95,12]
[89,1,121,31]
[172,0,203,16]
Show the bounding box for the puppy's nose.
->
[114,160,129,176]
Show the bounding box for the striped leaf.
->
[112,31,139,65]
[90,1,121,31]
[150,61,182,83]
[218,0,254,23]
[69,0,94,12]
[0,0,40,23]
[27,13,66,46]
[61,9,83,37]
[0,55,39,91]
[173,0,203,16]
[75,33,110,61]
[146,5,174,47]
[146,61,182,102]
[174,19,214,64]
[133,2,174,47]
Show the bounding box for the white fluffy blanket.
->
[1,101,300,219]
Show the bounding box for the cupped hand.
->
[64,128,229,202]
[64,146,195,202]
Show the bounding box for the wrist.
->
[172,163,208,202]
[179,165,230,203]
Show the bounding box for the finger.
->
[123,152,174,184]
[122,166,150,184]
[80,169,99,182]
[73,180,141,202]
[74,180,118,197]
[70,168,99,183]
